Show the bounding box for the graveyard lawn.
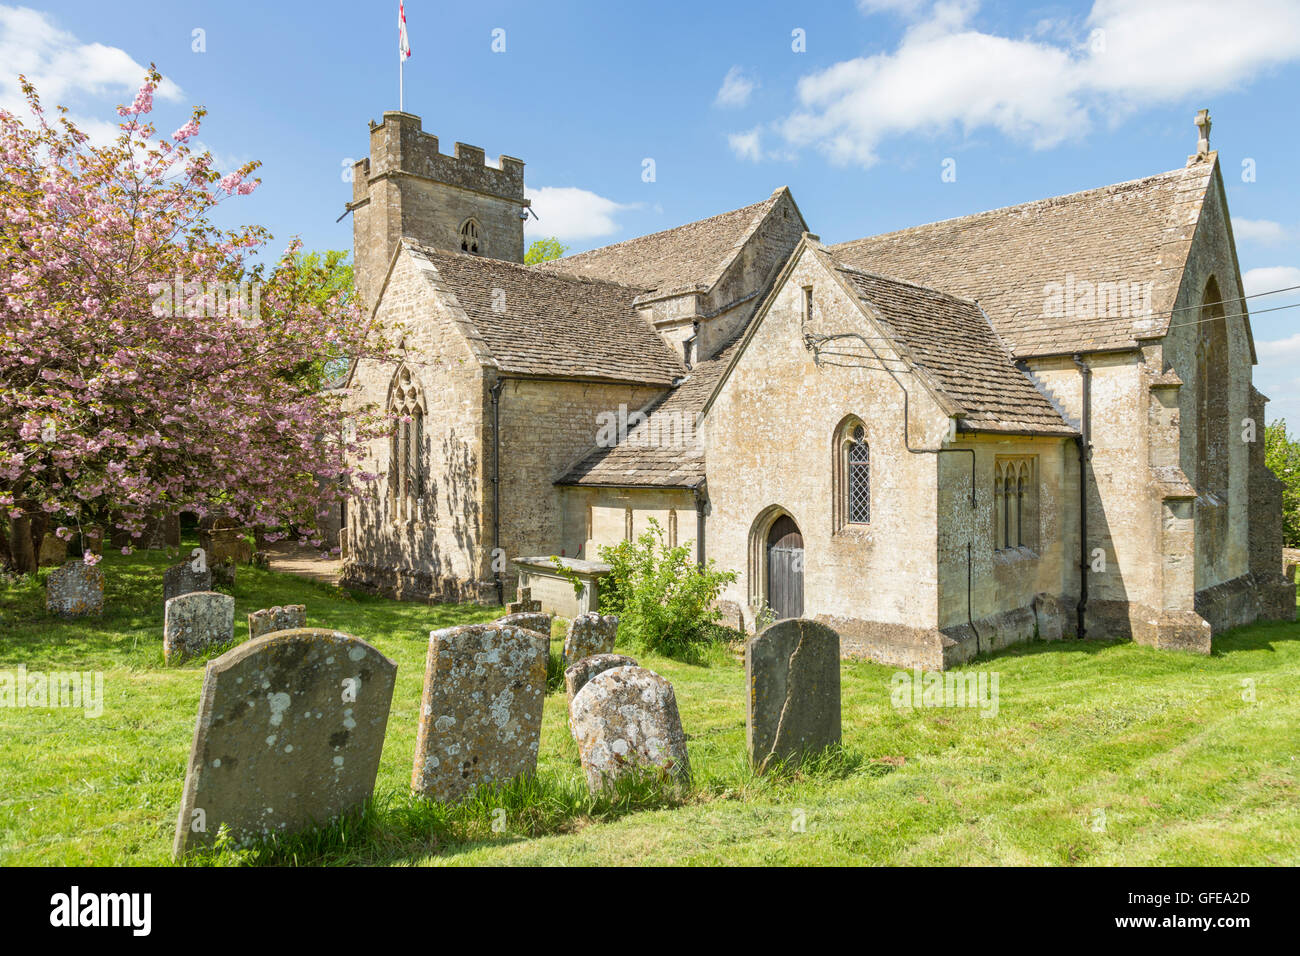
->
[1,546,1298,866]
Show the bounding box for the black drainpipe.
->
[692,483,707,568]
[490,378,505,606]
[1072,354,1091,639]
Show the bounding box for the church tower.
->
[349,111,529,309]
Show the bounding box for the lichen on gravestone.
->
[45,560,105,618]
[569,665,690,793]
[247,604,307,640]
[411,622,548,803]
[173,628,397,858]
[164,591,235,665]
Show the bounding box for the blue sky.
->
[4,0,1300,422]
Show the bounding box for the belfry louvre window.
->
[459,218,481,255]
[833,417,870,530]
[994,456,1037,551]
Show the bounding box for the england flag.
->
[399,2,411,61]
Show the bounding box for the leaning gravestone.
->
[745,619,841,771]
[164,591,235,665]
[45,560,105,617]
[563,612,618,666]
[564,652,637,736]
[570,665,690,793]
[412,623,548,803]
[163,561,212,603]
[173,628,397,858]
[493,610,552,639]
[248,604,307,640]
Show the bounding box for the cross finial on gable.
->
[1194,108,1212,158]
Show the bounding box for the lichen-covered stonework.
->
[163,562,212,603]
[411,623,548,803]
[564,652,637,729]
[492,610,552,639]
[563,612,619,667]
[45,561,104,617]
[570,665,690,793]
[746,619,841,770]
[164,591,235,665]
[248,604,308,640]
[172,628,397,858]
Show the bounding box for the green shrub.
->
[596,518,736,657]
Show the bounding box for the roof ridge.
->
[833,261,980,308]
[833,162,1208,250]
[404,238,652,294]
[538,193,779,267]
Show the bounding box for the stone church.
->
[340,108,1294,669]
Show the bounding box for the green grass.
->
[2,543,1298,866]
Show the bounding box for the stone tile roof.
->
[534,191,786,297]
[832,264,1076,436]
[831,161,1215,357]
[407,242,685,385]
[559,339,740,488]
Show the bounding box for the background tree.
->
[0,69,393,573]
[1265,420,1300,548]
[524,237,568,265]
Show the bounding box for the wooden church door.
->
[766,514,804,620]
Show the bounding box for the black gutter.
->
[490,378,505,606]
[1072,354,1092,639]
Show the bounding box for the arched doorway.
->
[766,514,804,619]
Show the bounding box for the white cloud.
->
[728,128,763,162]
[715,66,757,108]
[773,0,1300,166]
[1233,218,1288,244]
[0,5,182,119]
[524,186,636,242]
[1243,266,1300,300]
[1257,331,1300,362]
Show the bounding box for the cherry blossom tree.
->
[0,68,393,573]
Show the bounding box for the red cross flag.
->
[399,1,411,61]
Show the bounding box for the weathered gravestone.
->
[45,560,104,617]
[164,591,236,665]
[38,533,67,567]
[563,612,618,666]
[564,653,637,736]
[173,628,396,858]
[248,604,307,640]
[493,610,552,639]
[570,665,690,793]
[745,619,841,771]
[209,528,252,566]
[505,586,541,615]
[163,561,212,603]
[411,623,548,803]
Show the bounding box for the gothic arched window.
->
[459,218,481,255]
[388,365,426,523]
[994,457,1037,552]
[833,417,870,530]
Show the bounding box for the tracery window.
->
[994,457,1036,551]
[388,365,426,523]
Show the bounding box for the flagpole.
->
[400,53,404,112]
